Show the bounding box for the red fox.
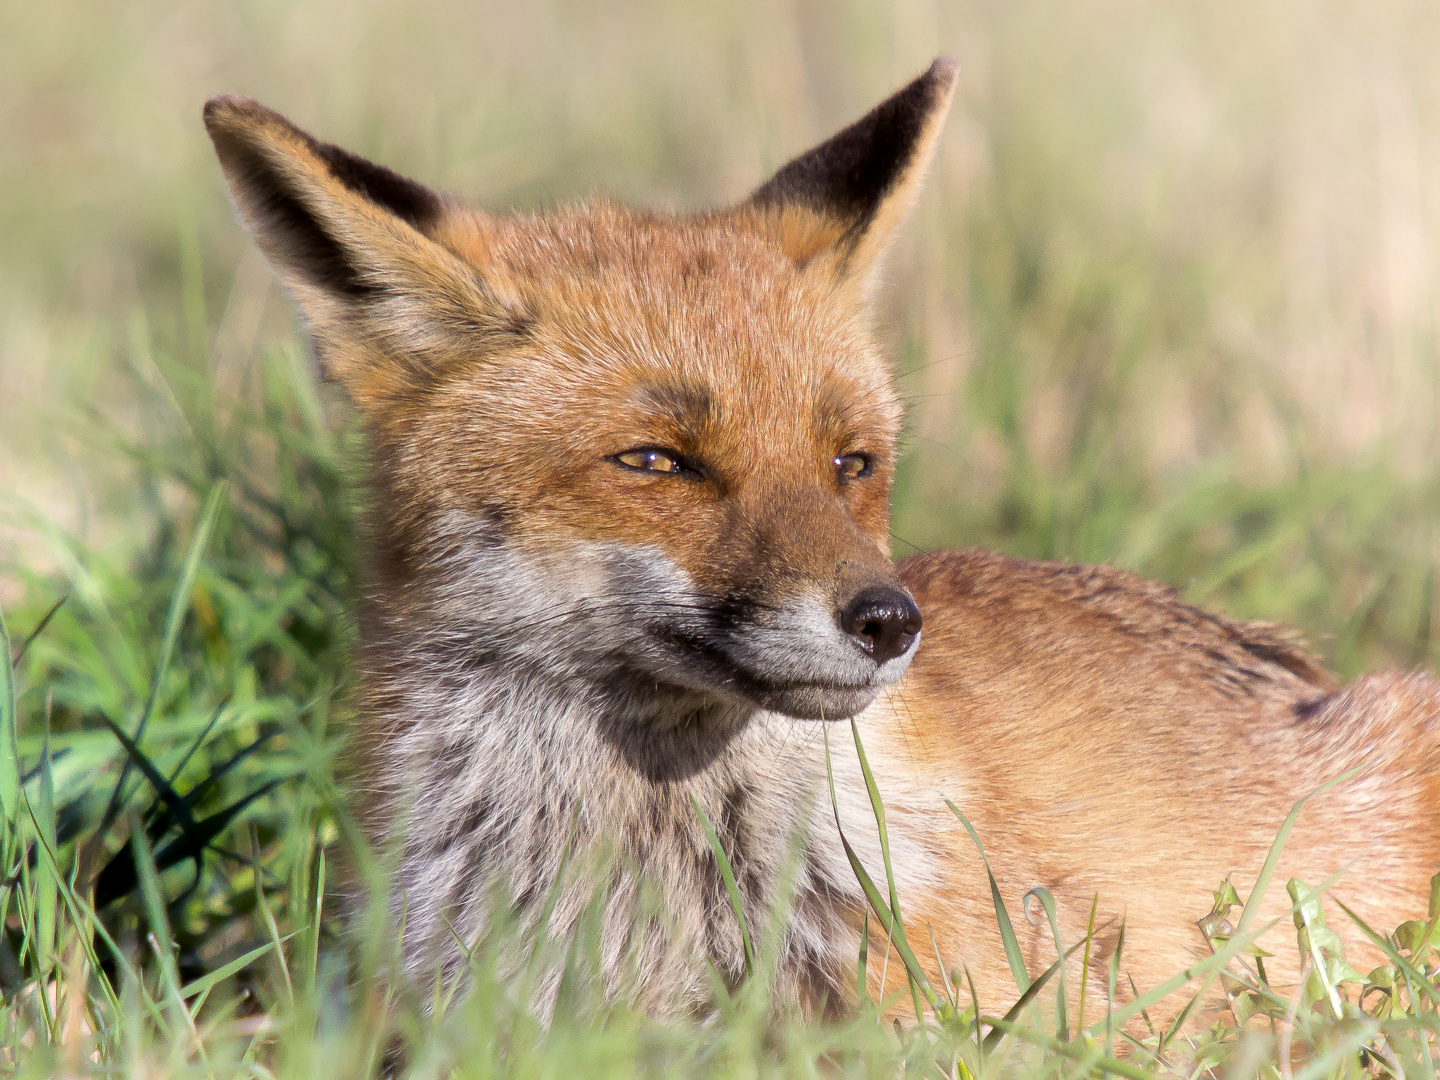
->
[204,58,1440,1025]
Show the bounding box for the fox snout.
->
[675,544,924,721]
[679,578,922,721]
[652,482,924,720]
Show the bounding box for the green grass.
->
[3,412,1440,1076]
[4,0,1440,1074]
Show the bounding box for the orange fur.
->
[860,550,1440,1023]
[204,58,1440,1029]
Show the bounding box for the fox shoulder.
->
[898,548,1335,697]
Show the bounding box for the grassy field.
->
[3,0,1440,1075]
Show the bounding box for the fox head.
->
[205,60,957,752]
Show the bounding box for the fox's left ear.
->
[741,57,958,295]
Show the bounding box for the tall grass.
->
[3,0,1440,1074]
[4,423,1440,1075]
[6,0,1440,672]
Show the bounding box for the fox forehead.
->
[425,203,903,458]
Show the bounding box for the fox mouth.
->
[642,627,906,721]
[717,665,883,719]
[745,680,885,721]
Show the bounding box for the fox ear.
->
[744,57,957,293]
[204,96,520,408]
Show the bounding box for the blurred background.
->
[3,0,1439,676]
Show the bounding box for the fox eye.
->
[835,453,873,482]
[614,448,686,475]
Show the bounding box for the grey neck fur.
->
[357,521,865,1018]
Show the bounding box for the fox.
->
[203,57,1440,1027]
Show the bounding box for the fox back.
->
[205,60,1440,1025]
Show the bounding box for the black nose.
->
[839,587,922,666]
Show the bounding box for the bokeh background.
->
[4,0,1440,676]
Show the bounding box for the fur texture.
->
[204,57,1440,1028]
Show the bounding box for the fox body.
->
[205,60,1440,1024]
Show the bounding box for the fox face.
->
[205,62,957,740]
[392,208,915,729]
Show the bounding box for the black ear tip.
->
[882,57,958,127]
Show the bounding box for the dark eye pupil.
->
[836,454,869,480]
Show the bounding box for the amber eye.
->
[614,448,686,474]
[835,452,873,482]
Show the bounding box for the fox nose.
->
[839,587,923,666]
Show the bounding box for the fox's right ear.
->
[204,96,520,408]
[740,57,958,301]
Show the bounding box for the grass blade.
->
[692,794,755,979]
[307,844,325,994]
[1106,918,1124,1059]
[10,593,68,666]
[1024,887,1069,1039]
[1234,765,1368,939]
[825,727,937,1018]
[252,827,293,1007]
[180,934,297,1003]
[1333,897,1440,1006]
[982,941,1085,1055]
[946,799,1030,993]
[101,480,228,831]
[34,698,58,984]
[963,963,984,1063]
[0,609,18,829]
[856,910,869,1005]
[849,720,904,948]
[1077,892,1098,1032]
[848,719,933,1020]
[129,809,184,1022]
